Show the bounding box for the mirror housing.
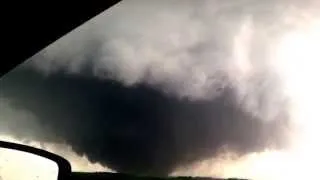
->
[0,140,71,180]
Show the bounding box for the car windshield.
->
[1,0,320,180]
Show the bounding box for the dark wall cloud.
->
[0,67,291,175]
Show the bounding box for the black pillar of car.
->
[1,1,121,77]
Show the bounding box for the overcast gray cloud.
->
[25,0,319,120]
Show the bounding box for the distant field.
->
[70,172,248,180]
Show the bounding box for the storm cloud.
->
[0,67,291,175]
[1,0,318,177]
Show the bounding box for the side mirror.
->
[0,140,71,180]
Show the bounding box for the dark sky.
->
[0,67,291,175]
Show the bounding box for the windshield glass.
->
[1,0,320,179]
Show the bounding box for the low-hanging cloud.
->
[0,68,291,176]
[1,0,319,177]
